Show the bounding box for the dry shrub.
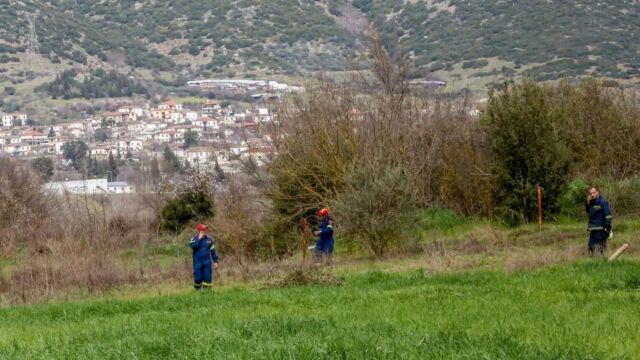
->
[0,159,55,255]
[214,176,264,259]
[267,33,492,256]
[4,254,128,304]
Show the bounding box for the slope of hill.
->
[355,0,640,81]
[0,0,361,75]
[0,0,639,90]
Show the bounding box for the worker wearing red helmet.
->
[190,224,219,290]
[313,207,335,264]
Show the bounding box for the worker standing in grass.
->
[314,208,335,264]
[586,187,613,256]
[190,224,219,290]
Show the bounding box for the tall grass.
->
[1,263,640,359]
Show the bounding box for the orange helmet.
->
[317,208,330,217]
[196,224,208,231]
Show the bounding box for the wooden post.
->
[302,218,308,263]
[608,243,629,262]
[537,185,543,230]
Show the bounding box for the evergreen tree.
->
[32,157,55,180]
[61,141,89,172]
[481,80,571,223]
[183,130,199,149]
[162,146,182,173]
[108,151,119,181]
[214,158,225,182]
[47,127,55,138]
[150,156,161,185]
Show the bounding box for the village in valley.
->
[0,93,278,193]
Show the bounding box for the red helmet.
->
[317,208,330,217]
[196,224,208,231]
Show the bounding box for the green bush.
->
[557,179,590,219]
[482,80,571,223]
[332,165,418,258]
[162,191,214,233]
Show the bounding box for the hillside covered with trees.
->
[0,0,639,84]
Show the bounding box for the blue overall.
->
[190,235,219,289]
[315,216,334,260]
[586,196,612,255]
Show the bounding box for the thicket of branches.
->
[265,36,640,257]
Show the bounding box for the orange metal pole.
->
[537,185,543,230]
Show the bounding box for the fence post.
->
[537,185,543,230]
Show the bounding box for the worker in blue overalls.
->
[586,187,612,256]
[190,224,219,290]
[314,207,335,265]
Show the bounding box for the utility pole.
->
[24,12,42,71]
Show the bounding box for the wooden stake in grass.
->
[537,185,543,230]
[608,243,629,262]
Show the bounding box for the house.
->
[89,145,114,160]
[107,182,134,194]
[2,144,16,154]
[127,123,146,133]
[185,146,213,164]
[101,111,126,124]
[1,113,27,127]
[43,178,133,195]
[116,140,143,152]
[118,106,145,117]
[21,129,48,144]
[202,100,221,112]
[154,131,174,142]
[15,144,32,156]
[151,108,174,120]
[157,99,183,111]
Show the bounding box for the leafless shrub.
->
[213,176,264,260]
[0,159,56,255]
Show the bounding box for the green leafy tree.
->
[31,157,55,180]
[481,80,571,223]
[94,128,111,142]
[61,141,89,171]
[214,158,225,182]
[150,156,161,184]
[162,146,182,173]
[108,151,119,181]
[162,191,214,233]
[183,130,199,149]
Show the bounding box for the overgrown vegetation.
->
[264,36,640,257]
[2,1,639,79]
[35,69,148,99]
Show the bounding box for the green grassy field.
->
[1,260,640,359]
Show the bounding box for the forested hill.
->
[1,0,639,84]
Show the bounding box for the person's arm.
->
[320,222,333,237]
[602,200,612,231]
[190,236,200,250]
[209,241,219,267]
